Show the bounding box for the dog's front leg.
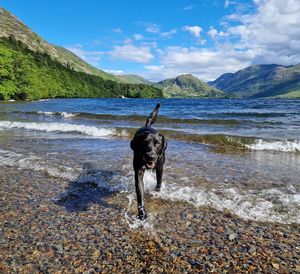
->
[135,168,147,219]
[155,165,163,191]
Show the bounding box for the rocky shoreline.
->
[0,167,299,273]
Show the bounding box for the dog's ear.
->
[130,138,137,151]
[159,134,167,151]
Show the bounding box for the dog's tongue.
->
[146,162,155,169]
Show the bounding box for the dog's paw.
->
[138,207,147,220]
[155,186,161,192]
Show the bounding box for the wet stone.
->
[0,167,299,273]
[228,233,238,241]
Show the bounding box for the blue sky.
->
[2,0,300,81]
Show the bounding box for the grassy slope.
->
[0,7,118,81]
[274,89,300,98]
[54,46,120,81]
[158,74,225,98]
[210,64,300,98]
[116,74,152,84]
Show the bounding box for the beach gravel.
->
[0,167,299,273]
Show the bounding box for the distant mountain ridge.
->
[117,74,152,85]
[0,7,119,81]
[157,74,224,98]
[209,64,300,98]
[0,7,162,100]
[118,74,225,98]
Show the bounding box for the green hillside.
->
[274,89,300,98]
[0,37,163,100]
[117,74,152,84]
[209,64,300,98]
[0,7,118,81]
[157,74,225,98]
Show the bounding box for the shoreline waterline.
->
[1,98,299,272]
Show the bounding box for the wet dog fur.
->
[130,103,167,219]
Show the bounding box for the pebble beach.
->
[1,166,299,273]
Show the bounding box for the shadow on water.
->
[53,163,127,212]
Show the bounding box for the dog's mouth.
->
[145,161,156,169]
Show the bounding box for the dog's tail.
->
[145,102,160,127]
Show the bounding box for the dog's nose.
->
[146,153,156,161]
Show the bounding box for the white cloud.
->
[144,65,164,71]
[226,0,300,65]
[199,39,207,45]
[207,26,228,40]
[145,23,160,33]
[138,0,300,82]
[123,38,133,44]
[66,45,104,66]
[109,44,154,63]
[142,46,254,81]
[141,41,158,48]
[224,0,238,8]
[112,28,122,33]
[70,0,300,83]
[133,34,143,40]
[207,27,218,39]
[183,5,194,10]
[160,29,177,38]
[183,25,202,37]
[104,69,125,74]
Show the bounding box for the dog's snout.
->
[147,155,155,161]
[144,152,156,161]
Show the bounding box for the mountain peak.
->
[158,74,224,98]
[209,63,300,98]
[0,6,118,81]
[177,73,193,77]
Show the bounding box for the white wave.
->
[246,139,300,152]
[0,121,128,137]
[1,146,298,224]
[123,193,155,230]
[60,112,78,118]
[37,111,78,118]
[142,171,300,224]
[0,148,78,180]
[37,111,55,115]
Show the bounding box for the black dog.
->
[130,103,167,220]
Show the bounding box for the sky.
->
[2,0,300,81]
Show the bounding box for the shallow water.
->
[0,98,299,224]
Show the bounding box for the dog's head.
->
[131,130,167,169]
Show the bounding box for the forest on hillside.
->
[0,37,163,100]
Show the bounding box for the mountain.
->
[0,7,162,100]
[208,64,300,98]
[156,74,225,98]
[117,74,152,85]
[0,37,163,100]
[115,73,226,98]
[0,7,119,81]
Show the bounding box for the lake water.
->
[0,98,299,224]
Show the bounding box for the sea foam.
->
[142,171,300,224]
[0,121,128,137]
[37,111,78,118]
[246,139,300,152]
[0,148,77,180]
